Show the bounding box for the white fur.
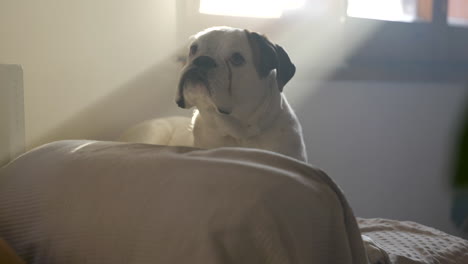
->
[119,116,193,147]
[120,27,307,162]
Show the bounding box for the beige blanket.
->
[0,140,368,264]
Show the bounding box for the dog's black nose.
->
[193,56,217,69]
[176,98,185,108]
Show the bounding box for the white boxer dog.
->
[121,27,307,162]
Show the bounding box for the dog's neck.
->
[245,79,283,135]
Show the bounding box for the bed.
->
[0,140,466,264]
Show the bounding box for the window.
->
[347,0,468,28]
[338,0,468,82]
[347,0,432,22]
[448,0,468,27]
[198,0,305,18]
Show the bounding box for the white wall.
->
[0,0,183,149]
[286,81,468,237]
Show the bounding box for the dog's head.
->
[176,27,295,117]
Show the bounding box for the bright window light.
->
[347,0,418,22]
[199,0,305,18]
[448,0,468,27]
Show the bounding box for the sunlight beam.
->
[199,0,305,18]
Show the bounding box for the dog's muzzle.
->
[176,56,217,109]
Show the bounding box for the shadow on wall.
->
[33,56,189,148]
[291,80,468,237]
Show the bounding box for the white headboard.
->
[0,64,25,166]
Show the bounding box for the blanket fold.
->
[0,140,368,264]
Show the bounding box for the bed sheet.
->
[359,218,468,264]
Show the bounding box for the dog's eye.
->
[230,52,245,66]
[189,45,198,56]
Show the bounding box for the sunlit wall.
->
[0,0,180,149]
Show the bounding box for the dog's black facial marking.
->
[184,68,206,82]
[226,60,233,96]
[217,108,231,115]
[182,68,211,94]
[176,67,212,109]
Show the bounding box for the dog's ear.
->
[245,30,296,92]
[245,31,277,78]
[274,44,296,92]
